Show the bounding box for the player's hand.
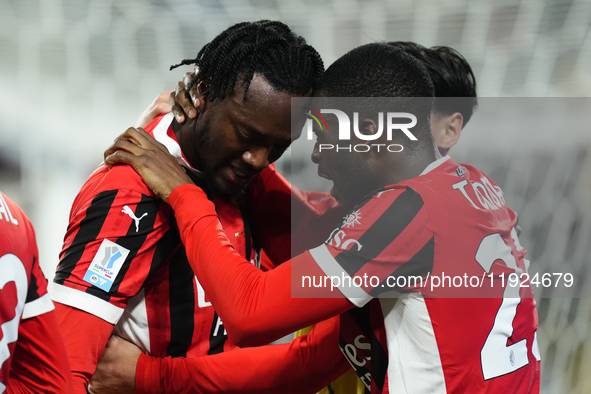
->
[88,336,140,394]
[169,71,200,123]
[133,72,199,128]
[133,90,174,129]
[104,127,194,202]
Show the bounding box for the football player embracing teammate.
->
[102,43,540,393]
[50,20,327,393]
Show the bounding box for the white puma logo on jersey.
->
[122,206,148,232]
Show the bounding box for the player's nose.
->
[243,147,270,171]
[311,141,321,164]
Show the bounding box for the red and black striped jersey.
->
[0,191,57,391]
[309,156,540,393]
[163,156,540,394]
[52,114,257,358]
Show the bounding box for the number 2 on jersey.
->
[0,254,28,390]
[475,231,541,380]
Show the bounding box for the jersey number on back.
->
[0,254,28,391]
[475,231,541,380]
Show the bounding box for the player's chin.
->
[329,183,343,203]
[212,172,249,200]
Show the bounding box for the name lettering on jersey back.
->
[452,177,506,211]
[0,193,18,226]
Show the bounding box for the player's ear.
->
[431,112,463,150]
[358,118,388,163]
[358,118,379,138]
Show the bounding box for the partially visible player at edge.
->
[0,190,73,393]
[103,43,540,393]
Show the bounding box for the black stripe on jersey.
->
[343,305,388,393]
[165,247,195,357]
[369,237,434,297]
[54,190,118,285]
[141,227,182,289]
[339,336,372,391]
[25,256,40,303]
[207,312,228,355]
[86,194,160,302]
[336,186,425,276]
[238,201,257,263]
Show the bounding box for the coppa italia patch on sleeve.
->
[83,239,130,292]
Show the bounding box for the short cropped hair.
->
[388,41,478,126]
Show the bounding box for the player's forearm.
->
[54,303,114,393]
[136,317,349,394]
[169,184,353,346]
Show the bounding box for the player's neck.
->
[172,118,203,171]
[381,148,439,186]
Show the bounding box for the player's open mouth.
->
[225,166,255,187]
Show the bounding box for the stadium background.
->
[0,0,589,392]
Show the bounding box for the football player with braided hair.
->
[52,20,325,393]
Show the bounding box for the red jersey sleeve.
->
[52,165,172,324]
[136,316,349,394]
[168,184,353,347]
[307,185,435,307]
[54,303,114,393]
[50,165,172,393]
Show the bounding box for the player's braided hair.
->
[170,20,324,101]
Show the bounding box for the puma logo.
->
[122,205,148,232]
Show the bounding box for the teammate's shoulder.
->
[0,191,35,232]
[83,163,156,198]
[0,190,37,263]
[82,114,172,198]
[352,185,423,220]
[407,157,493,187]
[460,162,496,183]
[0,190,28,224]
[143,113,170,133]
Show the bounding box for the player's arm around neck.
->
[103,127,353,345]
[168,183,353,346]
